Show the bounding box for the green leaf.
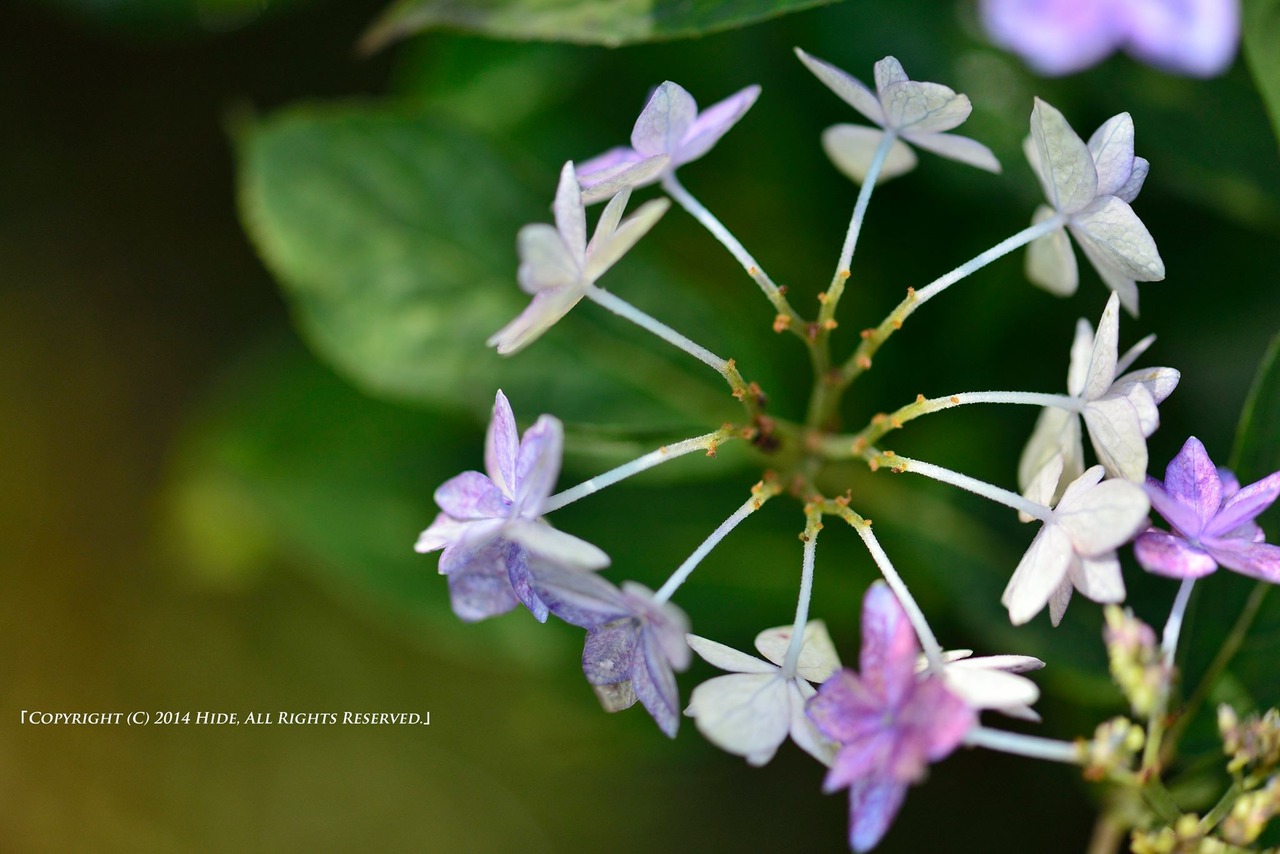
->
[1244,0,1280,151]
[238,102,728,429]
[1231,330,1280,487]
[359,0,843,51]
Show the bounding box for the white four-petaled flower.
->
[1003,456,1150,625]
[917,650,1045,721]
[1024,99,1164,314]
[487,161,669,355]
[1019,291,1179,493]
[795,49,1001,184]
[685,621,841,766]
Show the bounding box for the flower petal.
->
[484,391,519,497]
[631,81,698,157]
[905,130,1001,172]
[515,223,580,294]
[1087,112,1136,198]
[513,414,563,512]
[505,519,610,571]
[1083,392,1150,481]
[1134,529,1219,578]
[755,620,842,682]
[858,582,920,706]
[1115,156,1150,203]
[1048,576,1073,626]
[1055,475,1150,553]
[576,151,668,203]
[1003,525,1074,625]
[1205,541,1280,582]
[530,562,627,628]
[687,634,776,674]
[1083,292,1121,400]
[848,778,909,853]
[1163,436,1223,530]
[1123,0,1240,77]
[1025,209,1078,296]
[1029,97,1098,214]
[632,625,683,737]
[685,672,790,763]
[1070,552,1126,603]
[880,81,970,133]
[944,666,1041,710]
[873,56,909,95]
[788,680,837,766]
[795,48,886,126]
[821,124,917,183]
[434,470,509,520]
[446,549,521,622]
[552,161,586,263]
[583,197,670,281]
[1071,196,1165,282]
[676,84,761,166]
[1207,470,1280,539]
[583,619,639,687]
[487,284,585,355]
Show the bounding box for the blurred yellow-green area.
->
[3,0,1280,851]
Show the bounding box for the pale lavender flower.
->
[1024,99,1164,314]
[1003,456,1150,626]
[532,565,691,737]
[487,161,669,354]
[575,81,760,202]
[982,0,1240,78]
[1019,292,1179,491]
[415,390,609,622]
[1135,436,1280,581]
[794,49,1001,184]
[685,622,841,766]
[807,583,975,852]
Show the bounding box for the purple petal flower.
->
[807,583,975,852]
[981,0,1240,78]
[533,567,691,737]
[415,391,610,622]
[576,81,760,202]
[1135,437,1280,582]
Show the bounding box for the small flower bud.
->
[1080,716,1144,780]
[1220,706,1280,775]
[1221,777,1280,845]
[1104,606,1165,717]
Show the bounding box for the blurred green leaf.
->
[1232,330,1280,488]
[359,0,843,51]
[238,102,728,428]
[1244,0,1280,151]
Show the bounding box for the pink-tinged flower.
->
[1019,292,1179,492]
[1024,100,1164,314]
[794,49,1001,184]
[575,81,760,202]
[1135,437,1280,581]
[807,583,975,852]
[981,0,1240,78]
[531,565,691,737]
[487,161,669,354]
[685,621,841,766]
[1003,456,1150,626]
[415,391,609,622]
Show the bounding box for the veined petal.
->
[1018,410,1080,505]
[415,512,467,554]
[1020,445,1067,510]
[632,626,683,737]
[944,666,1040,710]
[446,553,521,622]
[551,161,586,262]
[1115,365,1180,407]
[1029,98,1098,214]
[531,562,627,629]
[873,56,909,94]
[632,81,697,158]
[1071,196,1165,282]
[1163,436,1222,529]
[795,48,885,126]
[687,634,776,674]
[1083,393,1150,482]
[1025,208,1077,296]
[583,197,670,281]
[485,390,519,497]
[858,582,920,706]
[1056,476,1150,553]
[880,81,970,133]
[676,84,761,166]
[576,151,667,203]
[1083,292,1120,400]
[487,284,586,355]
[1205,541,1280,582]
[685,672,790,763]
[505,519,610,571]
[513,414,563,512]
[755,620,842,682]
[822,124,917,183]
[516,223,580,294]
[1145,477,1206,537]
[1069,552,1126,603]
[583,619,639,687]
[1003,524,1074,625]
[585,187,631,256]
[788,680,837,766]
[1067,317,1094,397]
[1087,113,1136,198]
[905,130,1001,173]
[1207,470,1280,538]
[1048,576,1073,626]
[434,471,509,520]
[436,519,505,575]
[1115,156,1149,203]
[1135,530,1219,578]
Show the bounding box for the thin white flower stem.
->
[824,391,1085,458]
[965,726,1082,764]
[585,285,728,375]
[660,173,802,330]
[1143,577,1197,770]
[849,515,945,671]
[781,510,823,679]
[542,428,734,513]
[880,454,1054,523]
[652,481,780,605]
[839,214,1068,384]
[833,130,895,283]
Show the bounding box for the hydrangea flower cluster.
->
[416,50,1280,850]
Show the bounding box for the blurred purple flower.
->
[533,566,691,737]
[575,81,760,202]
[415,390,609,622]
[807,583,975,852]
[981,0,1240,78]
[1135,437,1280,581]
